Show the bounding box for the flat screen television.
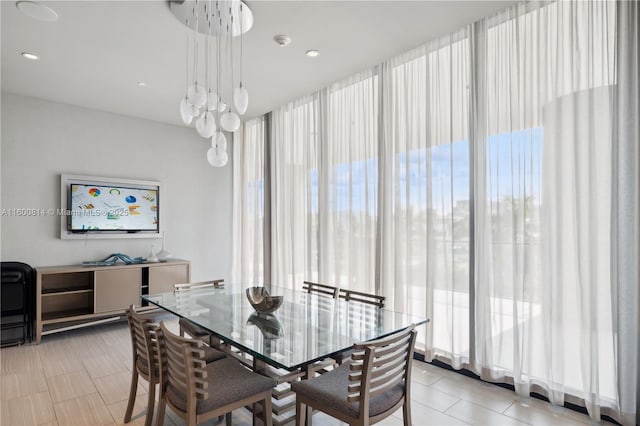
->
[68,183,159,233]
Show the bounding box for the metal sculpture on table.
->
[82,253,146,267]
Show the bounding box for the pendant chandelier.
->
[172,0,253,167]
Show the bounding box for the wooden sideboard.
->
[35,259,190,342]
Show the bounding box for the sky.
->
[247,127,543,216]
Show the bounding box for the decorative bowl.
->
[245,287,283,314]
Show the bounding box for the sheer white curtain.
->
[270,94,321,287]
[612,2,639,424]
[378,30,471,367]
[474,0,620,420]
[269,71,379,291]
[321,71,379,293]
[232,117,267,287]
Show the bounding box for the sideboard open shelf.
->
[35,259,190,342]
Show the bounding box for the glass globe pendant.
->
[207,90,218,111]
[207,131,228,167]
[216,150,228,166]
[179,97,194,125]
[234,84,249,115]
[195,111,216,138]
[187,83,207,109]
[212,131,227,151]
[207,146,228,167]
[206,146,220,166]
[220,110,240,132]
[207,92,228,112]
[217,99,227,112]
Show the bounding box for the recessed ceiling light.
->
[21,52,39,60]
[305,50,320,58]
[16,1,58,22]
[137,81,147,87]
[273,35,292,47]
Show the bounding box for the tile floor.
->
[0,319,609,426]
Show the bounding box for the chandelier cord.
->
[216,1,222,127]
[192,0,198,86]
[240,2,243,88]
[185,15,189,97]
[228,5,233,112]
[204,0,211,111]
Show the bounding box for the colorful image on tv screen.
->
[70,184,158,231]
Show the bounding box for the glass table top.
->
[142,286,428,371]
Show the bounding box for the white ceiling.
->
[1,0,515,127]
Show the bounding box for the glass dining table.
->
[142,285,428,372]
[142,285,428,425]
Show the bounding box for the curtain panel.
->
[232,116,267,286]
[269,93,322,287]
[268,72,379,292]
[472,1,621,420]
[378,29,472,368]
[233,1,638,423]
[612,2,639,424]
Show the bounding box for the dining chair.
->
[177,280,253,368]
[331,289,387,366]
[302,281,339,298]
[338,288,385,308]
[291,325,417,426]
[155,321,276,426]
[124,305,226,426]
[177,279,224,348]
[301,281,344,373]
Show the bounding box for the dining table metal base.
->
[246,356,336,425]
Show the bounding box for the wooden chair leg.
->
[305,405,312,426]
[252,403,257,426]
[225,412,232,426]
[263,394,273,426]
[403,398,411,426]
[144,381,156,426]
[124,370,139,423]
[187,411,197,426]
[295,398,305,426]
[155,397,166,426]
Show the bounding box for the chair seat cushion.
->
[203,346,227,363]
[331,348,353,363]
[291,361,405,419]
[167,358,275,414]
[179,318,210,338]
[179,318,227,350]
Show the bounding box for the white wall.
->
[0,93,232,281]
